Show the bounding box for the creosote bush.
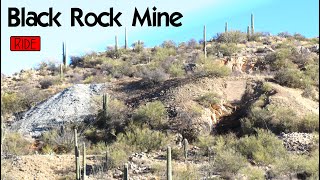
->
[215,31,247,44]
[195,59,231,77]
[196,93,221,108]
[2,132,32,155]
[274,68,310,89]
[133,101,168,129]
[272,147,319,179]
[41,126,79,154]
[237,129,287,165]
[241,105,319,134]
[212,43,239,57]
[117,124,170,152]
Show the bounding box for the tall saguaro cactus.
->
[115,35,118,51]
[203,25,207,59]
[83,142,86,180]
[167,146,172,180]
[183,139,189,160]
[60,64,64,80]
[251,13,254,35]
[123,163,129,180]
[62,42,67,67]
[125,28,128,49]
[105,149,109,172]
[74,129,80,180]
[247,26,250,41]
[102,93,108,118]
[225,22,228,33]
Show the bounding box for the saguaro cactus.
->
[167,146,172,180]
[251,13,254,35]
[247,26,250,41]
[105,149,109,172]
[123,163,129,180]
[125,28,128,49]
[74,129,80,180]
[115,35,118,51]
[183,139,189,160]
[203,25,207,59]
[62,42,67,67]
[60,64,64,80]
[83,142,86,180]
[102,93,108,118]
[225,22,228,33]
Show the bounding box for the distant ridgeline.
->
[8,7,183,27]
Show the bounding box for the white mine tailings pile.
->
[10,84,105,137]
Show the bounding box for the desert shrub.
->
[272,148,319,178]
[40,126,78,154]
[70,56,84,67]
[187,39,200,49]
[195,93,221,108]
[1,92,24,115]
[215,31,247,44]
[171,146,184,160]
[242,105,319,134]
[153,47,177,62]
[309,37,319,44]
[293,33,307,41]
[195,60,231,77]
[173,164,200,180]
[106,48,126,59]
[195,134,215,156]
[161,40,176,49]
[248,32,264,42]
[39,78,54,89]
[132,41,144,53]
[301,86,318,100]
[83,75,94,84]
[214,43,239,56]
[278,32,292,38]
[37,60,59,73]
[117,124,170,152]
[86,141,108,155]
[99,58,134,78]
[94,98,127,142]
[264,49,295,71]
[300,114,319,133]
[168,63,185,78]
[274,68,309,88]
[133,101,168,129]
[136,66,169,84]
[239,166,265,180]
[175,109,202,142]
[237,129,287,165]
[107,142,131,169]
[2,132,32,155]
[213,149,248,177]
[195,134,215,150]
[304,63,319,86]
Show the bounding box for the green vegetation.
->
[133,101,168,129]
[196,93,221,108]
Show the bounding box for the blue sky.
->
[1,0,319,75]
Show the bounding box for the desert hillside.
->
[1,31,319,180]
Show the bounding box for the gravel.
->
[9,84,106,137]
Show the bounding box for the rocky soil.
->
[9,84,106,137]
[279,132,317,154]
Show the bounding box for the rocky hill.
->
[1,32,319,179]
